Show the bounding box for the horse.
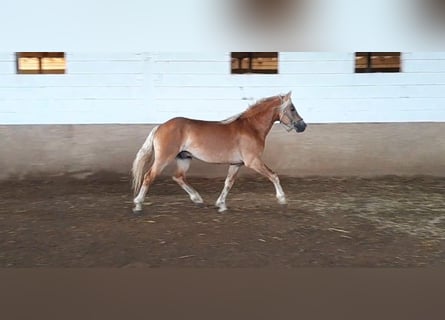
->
[131,91,307,213]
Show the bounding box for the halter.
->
[278,96,296,132]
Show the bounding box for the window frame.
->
[231,52,279,74]
[355,52,401,73]
[16,52,66,74]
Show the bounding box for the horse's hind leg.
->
[133,159,170,212]
[215,164,241,212]
[133,169,153,212]
[172,158,204,205]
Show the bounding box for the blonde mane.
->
[221,95,282,124]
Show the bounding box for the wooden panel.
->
[154,84,445,100]
[2,52,445,125]
[0,61,17,74]
[17,57,40,71]
[0,99,148,125]
[403,59,445,73]
[16,52,64,58]
[41,57,65,71]
[67,52,144,61]
[280,60,353,74]
[68,61,144,74]
[154,73,445,87]
[279,52,352,61]
[403,52,445,60]
[153,53,229,62]
[0,86,144,100]
[153,60,229,74]
[0,74,143,87]
[0,52,14,61]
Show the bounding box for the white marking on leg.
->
[216,164,241,212]
[271,174,287,204]
[215,188,229,212]
[133,185,148,211]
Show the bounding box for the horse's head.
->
[278,91,307,133]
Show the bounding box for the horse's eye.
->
[290,106,296,111]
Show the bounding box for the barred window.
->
[231,52,278,74]
[16,52,66,74]
[355,52,401,73]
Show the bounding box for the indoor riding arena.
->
[1,52,444,268]
[1,174,444,268]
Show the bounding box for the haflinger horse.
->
[131,91,307,213]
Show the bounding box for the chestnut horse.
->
[131,91,306,213]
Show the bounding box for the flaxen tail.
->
[131,125,159,195]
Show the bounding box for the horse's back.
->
[161,116,229,133]
[164,117,220,126]
[156,116,229,142]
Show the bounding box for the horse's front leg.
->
[245,159,287,205]
[215,164,242,212]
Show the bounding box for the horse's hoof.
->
[217,206,228,213]
[195,202,206,208]
[132,207,143,214]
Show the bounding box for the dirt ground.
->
[0,174,444,267]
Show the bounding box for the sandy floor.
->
[0,174,444,267]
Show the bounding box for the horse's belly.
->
[186,146,241,164]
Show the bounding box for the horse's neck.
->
[246,104,280,139]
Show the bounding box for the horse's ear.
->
[284,91,292,100]
[281,91,292,102]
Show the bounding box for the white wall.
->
[1,52,445,124]
[153,52,445,123]
[0,52,151,124]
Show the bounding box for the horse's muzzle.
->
[294,120,307,133]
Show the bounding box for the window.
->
[16,52,66,74]
[355,52,401,73]
[231,52,278,74]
